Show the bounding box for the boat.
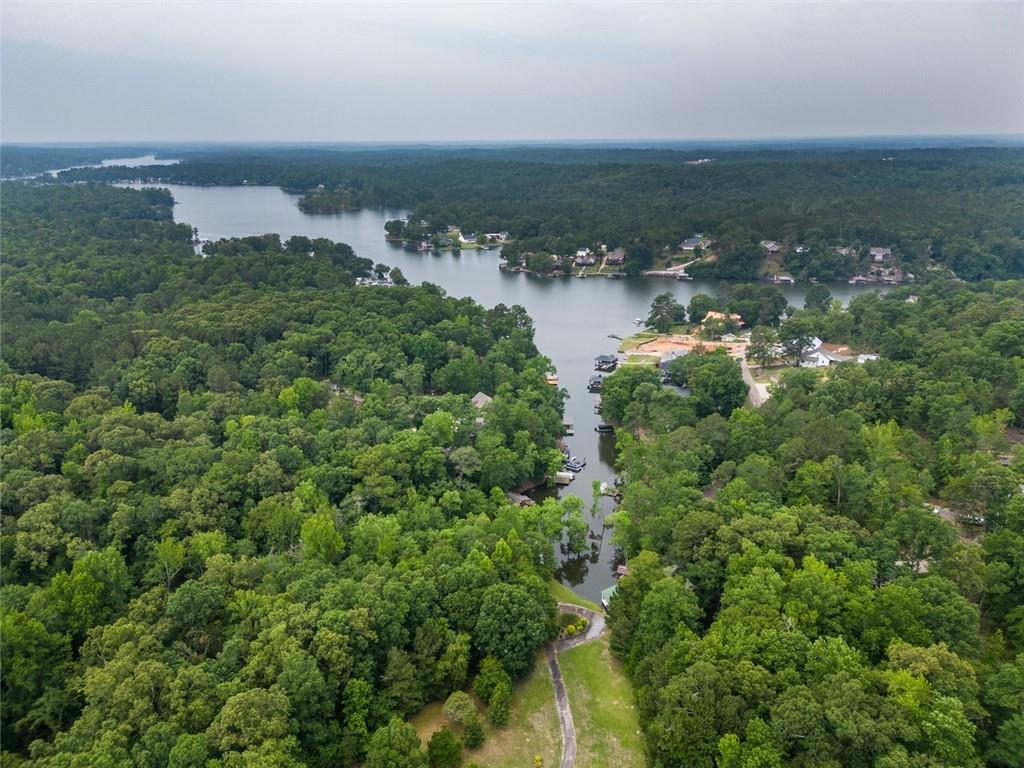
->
[675,272,694,281]
[633,318,644,325]
[587,375,603,392]
[595,423,614,433]
[564,462,584,473]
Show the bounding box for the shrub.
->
[427,727,462,768]
[488,679,512,727]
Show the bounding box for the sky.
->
[2,1,1023,143]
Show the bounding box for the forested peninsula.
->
[53,145,1024,281]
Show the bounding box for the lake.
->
[129,182,884,604]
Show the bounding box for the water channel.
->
[126,182,883,604]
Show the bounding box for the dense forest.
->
[5,150,1024,768]
[598,280,1024,766]
[55,145,1024,281]
[1,182,579,767]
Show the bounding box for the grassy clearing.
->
[624,355,658,366]
[550,579,604,613]
[619,331,660,351]
[559,637,646,768]
[410,652,561,768]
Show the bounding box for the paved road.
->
[547,602,607,768]
[740,359,770,407]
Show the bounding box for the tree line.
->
[55,145,1024,281]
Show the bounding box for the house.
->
[794,245,810,254]
[486,232,511,242]
[355,276,395,287]
[870,247,892,263]
[835,246,858,259]
[703,310,744,326]
[595,354,618,372]
[573,248,597,267]
[801,349,840,368]
[659,350,687,370]
[471,392,493,408]
[760,240,781,254]
[800,342,854,368]
[606,247,626,265]
[462,233,477,244]
[857,353,880,363]
[680,235,711,252]
[615,564,630,578]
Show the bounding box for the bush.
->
[488,679,512,727]
[427,727,462,768]
[474,656,510,706]
[464,718,485,749]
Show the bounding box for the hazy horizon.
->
[4,133,1024,150]
[3,1,1023,143]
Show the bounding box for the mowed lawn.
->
[410,651,561,768]
[559,637,646,768]
[550,579,603,613]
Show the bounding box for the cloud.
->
[2,1,1022,141]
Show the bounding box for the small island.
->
[297,185,364,213]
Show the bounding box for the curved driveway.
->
[547,602,607,768]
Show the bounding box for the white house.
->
[680,235,711,252]
[760,240,781,254]
[870,247,892,263]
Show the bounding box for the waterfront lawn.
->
[559,637,646,768]
[550,579,604,613]
[624,354,659,366]
[619,331,660,351]
[411,652,561,768]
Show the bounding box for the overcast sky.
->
[2,1,1022,143]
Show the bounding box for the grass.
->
[624,354,659,366]
[550,579,604,613]
[559,637,646,768]
[619,331,660,351]
[411,652,561,768]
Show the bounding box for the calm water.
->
[130,183,883,603]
